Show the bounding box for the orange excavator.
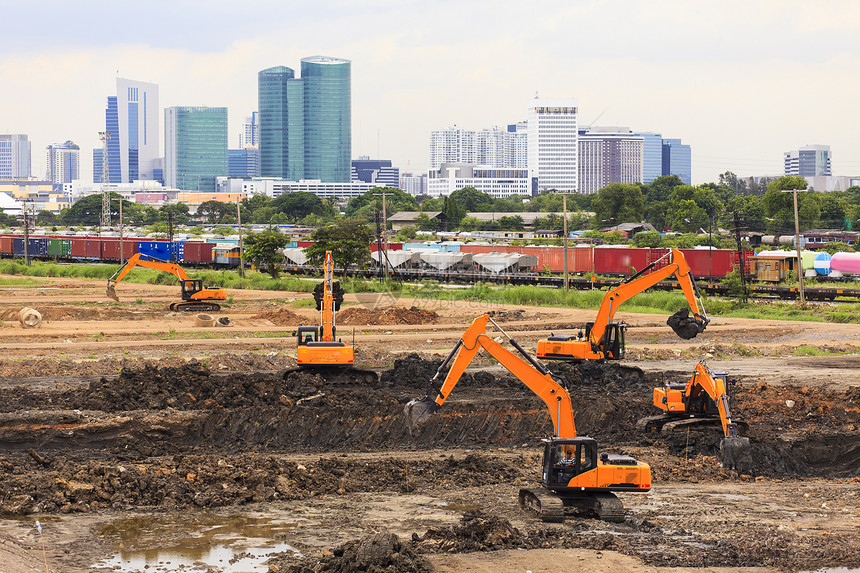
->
[638,361,751,468]
[291,251,377,384]
[537,248,709,362]
[406,314,651,523]
[106,253,227,312]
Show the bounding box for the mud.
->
[337,306,439,326]
[252,308,307,326]
[273,532,432,573]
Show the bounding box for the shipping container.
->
[85,238,103,259]
[47,238,72,258]
[593,247,652,276]
[0,236,12,256]
[137,240,178,261]
[183,241,214,264]
[370,242,402,252]
[678,249,738,280]
[70,237,88,259]
[101,239,140,261]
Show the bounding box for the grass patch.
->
[791,345,840,357]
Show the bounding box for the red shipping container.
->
[183,241,214,264]
[101,239,140,261]
[297,241,314,248]
[370,242,403,252]
[594,247,651,276]
[85,238,103,259]
[70,237,88,258]
[678,248,737,279]
[0,236,12,255]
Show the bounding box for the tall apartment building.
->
[46,141,80,183]
[784,144,831,177]
[578,127,643,194]
[240,112,259,148]
[527,98,579,194]
[258,56,351,183]
[351,157,400,188]
[430,125,526,170]
[164,106,228,193]
[662,138,692,184]
[0,134,31,179]
[98,78,160,183]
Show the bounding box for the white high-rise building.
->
[507,122,528,169]
[578,127,643,194]
[429,125,476,169]
[527,98,578,193]
[239,112,259,148]
[46,141,80,184]
[784,144,831,177]
[107,78,160,182]
[0,134,31,179]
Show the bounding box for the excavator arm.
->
[538,249,709,361]
[106,253,192,301]
[589,249,708,344]
[406,314,577,438]
[654,361,742,438]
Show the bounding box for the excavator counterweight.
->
[407,314,650,523]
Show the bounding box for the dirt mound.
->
[379,353,520,389]
[337,306,439,326]
[275,532,431,573]
[415,510,526,551]
[251,308,305,326]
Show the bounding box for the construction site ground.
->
[0,276,857,573]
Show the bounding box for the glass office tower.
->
[662,138,692,185]
[301,56,351,182]
[164,107,228,193]
[259,66,298,179]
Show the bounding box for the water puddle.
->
[92,511,303,572]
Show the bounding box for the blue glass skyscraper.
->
[164,106,228,193]
[100,78,159,183]
[662,138,691,184]
[637,132,663,184]
[257,57,351,183]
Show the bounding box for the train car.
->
[138,240,184,262]
[47,237,72,259]
[0,236,13,256]
[101,239,140,261]
[213,244,241,266]
[677,248,739,280]
[183,241,215,265]
[593,246,654,276]
[12,238,49,258]
[84,238,103,260]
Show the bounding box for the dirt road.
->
[0,275,857,572]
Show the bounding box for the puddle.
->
[92,511,303,572]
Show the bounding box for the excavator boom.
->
[407,314,650,522]
[537,249,709,361]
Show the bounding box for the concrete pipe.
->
[215,316,232,327]
[18,307,42,328]
[194,313,216,327]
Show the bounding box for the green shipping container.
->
[47,238,72,258]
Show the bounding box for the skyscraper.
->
[239,112,260,148]
[637,132,664,184]
[527,98,579,194]
[662,138,691,184]
[578,127,643,194]
[301,56,351,182]
[0,134,31,179]
[46,141,80,183]
[258,57,351,183]
[164,106,228,193]
[784,144,831,177]
[102,78,159,183]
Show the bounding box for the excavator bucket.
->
[106,283,119,302]
[404,397,438,428]
[667,308,707,340]
[719,436,752,471]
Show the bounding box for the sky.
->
[2,0,859,186]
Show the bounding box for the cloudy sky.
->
[2,0,859,185]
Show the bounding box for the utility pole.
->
[732,211,749,303]
[372,189,390,281]
[23,200,30,265]
[167,211,175,263]
[237,197,245,277]
[119,195,124,264]
[553,188,570,290]
[99,132,111,229]
[783,188,806,306]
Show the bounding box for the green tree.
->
[443,195,466,228]
[345,187,418,218]
[159,202,191,225]
[631,230,664,247]
[395,225,418,241]
[306,219,376,273]
[458,216,481,231]
[59,192,139,226]
[243,227,288,278]
[726,194,766,232]
[0,212,20,226]
[762,176,818,233]
[196,200,233,224]
[666,199,708,233]
[36,210,58,225]
[414,213,438,231]
[498,215,525,231]
[448,187,495,211]
[818,194,848,229]
[591,183,644,227]
[271,192,335,222]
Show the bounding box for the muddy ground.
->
[0,276,858,572]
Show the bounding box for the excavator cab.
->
[180,279,205,300]
[585,322,626,360]
[543,437,598,487]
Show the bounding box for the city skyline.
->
[1,0,859,186]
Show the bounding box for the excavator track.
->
[285,366,379,385]
[590,492,625,522]
[659,417,748,436]
[519,488,565,523]
[170,302,221,312]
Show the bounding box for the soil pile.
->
[337,306,439,326]
[251,308,306,326]
[379,354,520,389]
[415,509,527,551]
[273,532,431,573]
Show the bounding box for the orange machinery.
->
[638,360,750,468]
[537,248,709,362]
[406,314,651,522]
[106,252,226,312]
